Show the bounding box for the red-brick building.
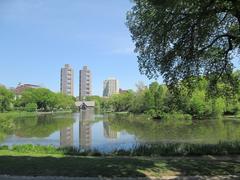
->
[14,83,41,96]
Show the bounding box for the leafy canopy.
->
[127,0,240,87]
[0,86,14,112]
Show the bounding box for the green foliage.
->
[212,98,226,116]
[127,0,240,88]
[160,112,192,122]
[19,88,55,111]
[112,141,240,156]
[129,90,147,113]
[0,112,73,140]
[3,141,240,156]
[14,114,74,138]
[0,86,14,112]
[109,91,135,112]
[107,114,240,144]
[25,103,37,112]
[189,90,210,118]
[93,76,240,119]
[55,93,75,110]
[0,112,36,142]
[16,88,75,112]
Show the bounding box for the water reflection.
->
[1,112,240,151]
[103,122,118,139]
[0,114,74,146]
[60,127,73,147]
[79,109,94,149]
[107,114,240,144]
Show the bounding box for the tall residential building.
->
[60,64,74,96]
[79,66,92,100]
[103,78,119,97]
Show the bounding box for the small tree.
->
[25,103,37,112]
[0,86,14,112]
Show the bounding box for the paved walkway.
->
[0,176,239,180]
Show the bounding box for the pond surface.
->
[1,110,240,152]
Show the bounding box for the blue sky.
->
[0,0,160,96]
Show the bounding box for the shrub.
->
[3,141,240,157]
[212,97,226,116]
[25,103,37,112]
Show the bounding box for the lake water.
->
[1,110,240,152]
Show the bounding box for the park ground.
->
[0,150,240,179]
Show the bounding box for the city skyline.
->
[0,62,147,97]
[0,0,160,96]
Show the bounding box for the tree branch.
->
[200,34,237,52]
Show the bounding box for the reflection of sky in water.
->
[91,121,136,152]
[2,131,60,147]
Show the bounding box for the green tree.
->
[19,88,74,112]
[55,93,75,110]
[190,90,210,117]
[101,98,113,112]
[109,91,134,112]
[127,0,240,88]
[212,97,226,116]
[0,87,14,112]
[129,89,147,113]
[20,88,55,111]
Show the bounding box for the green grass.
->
[0,111,37,118]
[113,141,240,156]
[0,145,240,177]
[0,150,63,157]
[2,142,240,157]
[11,144,62,155]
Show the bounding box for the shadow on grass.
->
[0,156,240,177]
[164,159,240,176]
[0,156,155,177]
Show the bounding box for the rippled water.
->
[1,109,240,152]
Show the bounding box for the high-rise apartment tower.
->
[103,78,119,97]
[60,64,74,96]
[79,66,92,100]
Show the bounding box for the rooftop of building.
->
[14,83,41,95]
[83,66,89,70]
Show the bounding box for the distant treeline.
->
[87,72,240,119]
[0,87,75,112]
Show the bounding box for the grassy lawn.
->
[0,150,240,177]
[0,111,37,118]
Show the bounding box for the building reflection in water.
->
[103,122,118,139]
[60,126,73,147]
[79,109,94,149]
